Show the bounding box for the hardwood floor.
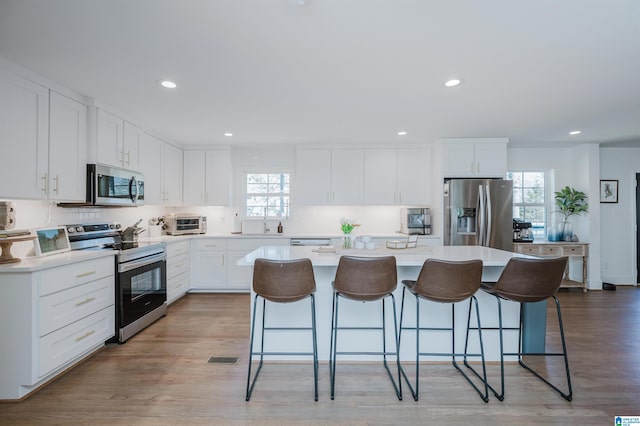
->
[1,288,639,425]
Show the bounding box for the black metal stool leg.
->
[310,294,318,401]
[246,294,263,401]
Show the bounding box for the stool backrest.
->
[253,258,316,303]
[492,257,568,303]
[413,259,483,303]
[333,255,397,301]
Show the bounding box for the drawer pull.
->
[75,297,96,307]
[174,263,185,269]
[176,283,183,289]
[75,329,95,342]
[204,244,217,248]
[76,271,96,278]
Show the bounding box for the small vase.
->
[342,234,352,249]
[559,220,573,241]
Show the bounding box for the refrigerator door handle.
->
[485,185,492,247]
[477,184,485,246]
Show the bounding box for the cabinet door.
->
[0,72,49,199]
[183,150,206,205]
[205,150,231,206]
[474,142,507,178]
[96,109,123,167]
[364,149,397,205]
[397,148,431,205]
[139,133,164,205]
[49,91,87,202]
[226,252,252,291]
[295,149,331,205]
[331,149,364,205]
[122,121,142,170]
[190,251,226,289]
[441,142,475,177]
[163,143,183,205]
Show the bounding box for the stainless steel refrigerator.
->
[443,178,513,251]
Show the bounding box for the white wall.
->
[599,147,640,284]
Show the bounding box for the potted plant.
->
[552,186,588,241]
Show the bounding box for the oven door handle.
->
[118,252,167,273]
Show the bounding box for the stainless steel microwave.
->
[59,164,144,207]
[164,214,207,235]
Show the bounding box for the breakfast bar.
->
[238,245,539,362]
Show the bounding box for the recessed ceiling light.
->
[397,131,407,136]
[569,130,581,135]
[224,132,233,137]
[444,79,461,87]
[160,80,177,89]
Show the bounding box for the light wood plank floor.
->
[1,287,639,425]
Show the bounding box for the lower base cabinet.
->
[0,255,115,400]
[166,240,190,304]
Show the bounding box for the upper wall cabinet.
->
[0,72,49,199]
[163,142,183,206]
[183,150,231,206]
[364,148,432,205]
[139,133,183,206]
[296,148,364,205]
[439,138,508,178]
[48,91,88,201]
[96,109,141,170]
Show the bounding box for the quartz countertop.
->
[0,249,115,273]
[237,244,531,268]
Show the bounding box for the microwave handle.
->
[130,176,138,203]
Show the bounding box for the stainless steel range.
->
[65,222,167,343]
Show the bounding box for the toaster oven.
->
[163,214,207,235]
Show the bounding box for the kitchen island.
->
[238,245,538,361]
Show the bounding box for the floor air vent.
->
[208,356,239,364]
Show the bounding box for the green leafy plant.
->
[554,186,589,219]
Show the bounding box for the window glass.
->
[245,173,290,218]
[506,171,546,237]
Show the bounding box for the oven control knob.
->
[76,226,83,232]
[67,226,76,233]
[115,223,121,230]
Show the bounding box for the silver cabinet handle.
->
[41,173,48,193]
[75,297,96,307]
[76,270,96,278]
[53,175,60,193]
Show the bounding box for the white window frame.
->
[242,168,291,219]
[507,170,549,237]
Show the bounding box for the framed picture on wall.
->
[600,179,618,203]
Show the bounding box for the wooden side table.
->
[513,242,589,292]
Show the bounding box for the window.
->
[245,172,290,218]
[507,171,546,237]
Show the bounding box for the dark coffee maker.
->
[513,218,533,242]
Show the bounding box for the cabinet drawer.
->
[167,240,190,257]
[39,276,114,337]
[192,238,227,251]
[167,272,189,304]
[39,306,114,377]
[561,245,586,256]
[540,246,562,256]
[167,253,189,279]
[515,245,539,255]
[39,257,114,297]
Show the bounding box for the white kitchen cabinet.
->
[295,148,363,205]
[0,255,115,400]
[163,143,183,206]
[0,71,49,199]
[226,238,289,291]
[48,91,88,202]
[440,138,508,178]
[182,150,231,206]
[364,148,432,205]
[295,149,332,205]
[166,240,190,304]
[96,108,141,170]
[190,239,227,290]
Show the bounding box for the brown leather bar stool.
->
[469,256,572,401]
[329,255,402,400]
[398,259,488,402]
[246,258,318,401]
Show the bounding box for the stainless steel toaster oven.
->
[163,214,207,235]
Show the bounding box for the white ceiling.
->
[1,0,639,148]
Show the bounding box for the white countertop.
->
[0,249,115,273]
[237,245,530,267]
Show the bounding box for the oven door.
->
[117,253,166,328]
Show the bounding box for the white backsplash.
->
[5,201,432,257]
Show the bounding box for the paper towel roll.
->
[232,213,242,234]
